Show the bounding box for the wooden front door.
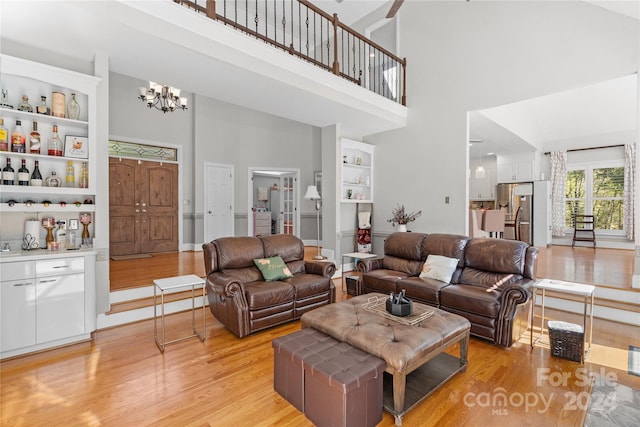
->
[109,158,178,256]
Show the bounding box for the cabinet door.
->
[1,279,36,351]
[36,274,84,343]
[497,163,515,182]
[515,159,534,181]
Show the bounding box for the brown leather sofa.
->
[357,232,538,347]
[203,234,336,338]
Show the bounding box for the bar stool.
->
[505,206,524,241]
[482,209,505,238]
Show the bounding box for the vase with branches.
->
[387,204,422,230]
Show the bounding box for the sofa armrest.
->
[495,278,535,346]
[356,257,383,273]
[207,272,247,299]
[206,272,252,337]
[305,261,336,278]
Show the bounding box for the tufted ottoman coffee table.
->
[301,293,470,426]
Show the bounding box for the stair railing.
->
[174,0,407,105]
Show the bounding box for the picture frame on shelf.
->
[68,219,79,230]
[64,135,88,158]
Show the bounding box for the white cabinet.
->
[253,211,271,236]
[0,253,94,358]
[341,139,374,203]
[497,153,536,183]
[469,160,496,201]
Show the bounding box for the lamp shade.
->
[475,165,486,179]
[304,185,321,200]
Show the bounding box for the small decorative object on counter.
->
[42,217,56,249]
[387,204,422,231]
[17,95,33,112]
[80,212,92,246]
[0,118,8,151]
[29,122,41,154]
[51,91,65,118]
[67,92,80,120]
[11,120,26,153]
[45,170,61,187]
[36,95,50,115]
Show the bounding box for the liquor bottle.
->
[66,160,75,187]
[18,159,29,186]
[18,95,34,112]
[79,161,89,189]
[55,221,67,250]
[67,93,80,120]
[30,160,43,186]
[51,92,65,118]
[48,124,63,156]
[45,170,60,187]
[36,96,50,115]
[0,89,13,109]
[2,158,14,185]
[0,118,8,151]
[29,121,41,154]
[11,120,26,153]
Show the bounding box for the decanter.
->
[45,170,61,187]
[18,95,34,112]
[67,92,80,120]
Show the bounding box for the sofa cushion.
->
[217,237,265,269]
[244,280,296,309]
[382,232,426,275]
[362,269,409,293]
[260,234,304,262]
[396,276,449,306]
[464,238,528,276]
[419,255,458,283]
[254,256,294,281]
[440,284,502,318]
[285,273,331,299]
[422,234,469,283]
[459,267,523,290]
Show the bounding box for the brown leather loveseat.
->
[357,232,538,347]
[203,234,336,338]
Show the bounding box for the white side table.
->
[341,252,377,294]
[530,279,595,363]
[153,274,206,352]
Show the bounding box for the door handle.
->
[142,209,146,213]
[208,210,212,214]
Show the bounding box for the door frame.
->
[248,167,300,237]
[204,162,235,243]
[108,135,183,251]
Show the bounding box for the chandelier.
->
[138,81,188,113]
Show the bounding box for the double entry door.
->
[109,158,178,256]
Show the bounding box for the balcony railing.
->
[175,0,407,105]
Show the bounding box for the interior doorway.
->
[248,168,300,237]
[109,158,179,256]
[204,162,234,242]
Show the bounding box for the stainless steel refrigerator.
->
[495,182,533,244]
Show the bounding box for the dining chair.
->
[482,209,505,238]
[505,206,524,241]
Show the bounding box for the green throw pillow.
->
[253,256,294,281]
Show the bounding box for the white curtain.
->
[550,151,567,237]
[624,143,635,240]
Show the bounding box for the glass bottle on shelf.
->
[66,160,75,187]
[18,95,34,112]
[30,160,43,186]
[18,159,29,186]
[0,118,8,151]
[11,120,26,153]
[29,121,41,154]
[48,124,63,156]
[79,161,89,189]
[51,92,65,118]
[36,96,50,115]
[67,93,80,120]
[0,89,13,109]
[45,170,60,187]
[2,158,15,185]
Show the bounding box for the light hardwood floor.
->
[3,246,639,426]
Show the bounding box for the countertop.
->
[0,248,97,262]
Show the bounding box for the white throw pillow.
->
[419,255,459,283]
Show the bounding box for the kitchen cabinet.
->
[469,160,496,201]
[0,252,95,359]
[341,139,374,203]
[497,153,536,183]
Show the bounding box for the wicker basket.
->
[548,320,584,362]
[345,276,359,296]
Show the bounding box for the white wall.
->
[364,1,638,250]
[193,94,321,242]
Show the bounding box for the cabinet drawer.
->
[36,257,84,277]
[255,219,271,227]
[1,261,35,281]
